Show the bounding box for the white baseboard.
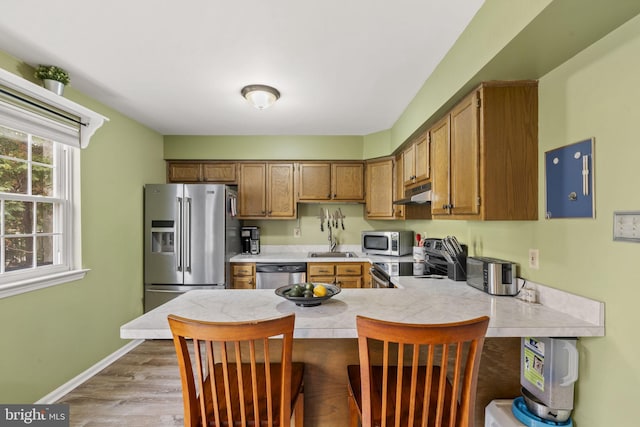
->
[36,339,145,404]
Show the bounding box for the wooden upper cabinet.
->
[394,153,405,219]
[365,157,395,219]
[267,163,296,218]
[167,161,237,183]
[430,115,451,216]
[450,91,480,216]
[402,131,429,188]
[430,81,538,220]
[202,163,236,182]
[237,162,296,219]
[332,163,364,201]
[297,161,364,202]
[167,162,202,182]
[298,163,332,200]
[238,163,267,217]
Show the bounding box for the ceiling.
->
[0,1,483,136]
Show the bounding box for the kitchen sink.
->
[308,251,358,258]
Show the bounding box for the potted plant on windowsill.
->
[34,65,70,96]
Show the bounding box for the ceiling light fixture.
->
[241,84,280,109]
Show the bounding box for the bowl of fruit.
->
[275,282,341,307]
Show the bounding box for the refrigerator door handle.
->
[176,197,183,272]
[185,197,192,272]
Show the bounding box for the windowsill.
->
[0,269,89,299]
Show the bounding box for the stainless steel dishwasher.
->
[255,263,307,289]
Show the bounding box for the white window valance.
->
[0,67,108,148]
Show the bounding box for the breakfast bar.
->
[120,278,604,426]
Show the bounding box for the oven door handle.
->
[369,267,390,288]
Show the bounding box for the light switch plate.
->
[613,211,640,242]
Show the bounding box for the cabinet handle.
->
[268,210,272,215]
[327,194,331,199]
[333,193,337,198]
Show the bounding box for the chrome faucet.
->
[328,226,337,252]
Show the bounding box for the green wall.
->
[164,135,364,160]
[0,53,166,402]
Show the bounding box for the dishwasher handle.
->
[255,263,307,274]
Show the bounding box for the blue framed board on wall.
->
[545,138,595,219]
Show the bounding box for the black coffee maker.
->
[241,226,260,254]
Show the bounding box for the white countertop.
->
[122,277,604,340]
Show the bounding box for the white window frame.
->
[0,68,107,298]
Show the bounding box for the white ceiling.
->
[0,1,483,136]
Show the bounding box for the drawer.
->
[335,263,363,276]
[308,276,335,284]
[308,263,335,276]
[233,263,255,276]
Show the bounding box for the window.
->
[0,68,107,298]
[1,125,66,269]
[0,124,83,297]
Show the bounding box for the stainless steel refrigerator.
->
[144,184,241,312]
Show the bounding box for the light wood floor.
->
[56,340,185,427]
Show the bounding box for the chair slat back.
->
[168,313,296,427]
[356,315,489,427]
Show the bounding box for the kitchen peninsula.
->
[121,275,603,426]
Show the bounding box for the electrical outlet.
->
[293,227,301,238]
[528,249,539,269]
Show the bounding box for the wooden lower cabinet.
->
[307,262,368,288]
[231,262,255,289]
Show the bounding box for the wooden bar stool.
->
[168,313,304,427]
[347,315,489,427]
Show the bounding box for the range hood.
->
[393,183,432,205]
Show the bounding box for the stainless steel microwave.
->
[361,230,414,256]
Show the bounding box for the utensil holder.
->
[447,255,467,281]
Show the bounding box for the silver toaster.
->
[466,257,518,295]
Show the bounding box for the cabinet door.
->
[202,162,236,183]
[394,153,405,219]
[335,276,362,288]
[365,158,394,219]
[414,132,430,183]
[232,276,255,289]
[238,163,267,218]
[430,116,451,216]
[402,144,416,187]
[298,163,331,201]
[167,162,201,182]
[332,163,364,201]
[267,163,296,218]
[450,91,480,216]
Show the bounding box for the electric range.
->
[370,261,447,288]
